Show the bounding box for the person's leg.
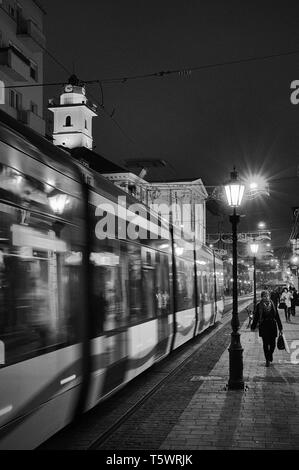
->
[262,337,270,365]
[269,336,276,362]
[284,306,288,321]
[288,307,291,321]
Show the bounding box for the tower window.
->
[85,119,88,129]
[65,116,72,127]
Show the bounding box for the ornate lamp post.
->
[224,168,245,390]
[250,242,259,310]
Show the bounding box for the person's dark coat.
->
[251,300,282,339]
[270,291,279,307]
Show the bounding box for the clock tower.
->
[48,75,98,150]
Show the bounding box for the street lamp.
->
[250,242,259,310]
[224,168,245,390]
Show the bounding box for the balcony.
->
[17,18,46,52]
[18,109,45,135]
[0,46,30,81]
[48,98,98,115]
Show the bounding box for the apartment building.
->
[0,0,46,134]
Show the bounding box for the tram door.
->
[141,247,170,361]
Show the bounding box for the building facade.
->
[48,79,208,246]
[102,172,208,246]
[0,0,46,135]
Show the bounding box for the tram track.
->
[87,297,253,450]
[38,296,253,450]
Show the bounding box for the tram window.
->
[141,248,171,321]
[90,237,130,334]
[142,248,155,320]
[202,273,208,302]
[0,201,84,367]
[176,259,195,311]
[216,270,224,300]
[197,270,204,304]
[154,252,171,317]
[127,243,142,322]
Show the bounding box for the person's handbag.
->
[278,301,285,309]
[281,332,290,353]
[277,332,285,350]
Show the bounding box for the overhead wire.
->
[6,45,299,90]
[22,40,148,160]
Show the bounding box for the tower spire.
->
[48,76,98,150]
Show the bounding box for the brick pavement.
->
[97,304,251,450]
[161,307,299,450]
[41,297,297,451]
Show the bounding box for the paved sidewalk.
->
[161,309,299,450]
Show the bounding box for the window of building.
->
[85,119,88,130]
[9,90,14,108]
[65,116,72,127]
[15,91,21,110]
[9,89,22,110]
[30,101,38,115]
[16,3,22,24]
[30,61,38,81]
[9,4,15,18]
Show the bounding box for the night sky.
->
[41,0,299,249]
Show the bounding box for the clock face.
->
[65,84,73,93]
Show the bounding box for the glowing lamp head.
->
[224,168,245,207]
[175,246,184,256]
[250,243,259,255]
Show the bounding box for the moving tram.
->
[0,110,224,449]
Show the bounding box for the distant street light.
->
[258,221,266,229]
[224,168,245,390]
[250,242,259,310]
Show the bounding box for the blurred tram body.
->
[0,110,224,449]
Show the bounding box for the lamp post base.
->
[228,332,244,390]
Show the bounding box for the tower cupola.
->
[48,75,97,150]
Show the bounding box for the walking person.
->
[279,287,293,322]
[251,290,283,367]
[270,288,279,309]
[289,286,297,317]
